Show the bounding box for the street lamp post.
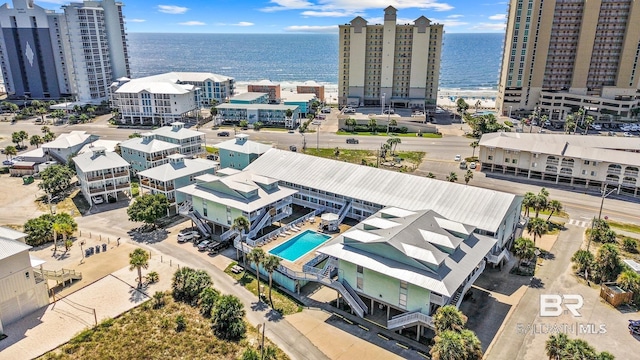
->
[585,184,616,283]
[386,102,391,135]
[508,106,512,119]
[316,123,320,150]
[381,93,385,115]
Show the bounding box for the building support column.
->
[337,291,340,309]
[371,298,374,314]
[555,175,559,184]
[528,169,532,179]
[416,324,421,341]
[387,305,391,320]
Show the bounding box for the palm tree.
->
[583,115,594,135]
[231,216,250,235]
[460,329,483,359]
[474,99,482,113]
[532,189,549,218]
[469,141,479,158]
[129,248,150,288]
[464,170,474,185]
[43,132,55,142]
[386,137,401,155]
[4,145,17,160]
[522,192,535,217]
[388,118,398,132]
[247,248,266,302]
[546,200,563,221]
[427,172,436,179]
[514,237,536,271]
[41,125,50,134]
[30,135,43,148]
[616,269,640,295]
[446,172,458,182]
[51,222,72,256]
[263,255,281,306]
[526,217,548,244]
[545,333,569,360]
[368,118,377,133]
[433,305,467,333]
[345,118,357,132]
[431,330,465,360]
[380,143,391,159]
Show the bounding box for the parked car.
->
[454,154,461,162]
[469,162,477,169]
[217,131,230,137]
[631,124,640,131]
[177,231,199,243]
[197,240,211,251]
[288,129,295,134]
[92,195,104,204]
[343,107,356,114]
[623,132,634,137]
[321,107,331,114]
[289,145,297,152]
[591,124,602,130]
[383,109,395,115]
[346,138,359,144]
[2,159,13,166]
[459,160,467,169]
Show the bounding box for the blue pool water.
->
[270,230,331,262]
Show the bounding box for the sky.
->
[35,0,509,34]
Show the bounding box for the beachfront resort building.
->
[0,228,50,332]
[42,130,98,164]
[73,146,131,205]
[478,132,640,197]
[119,133,179,175]
[138,154,218,214]
[0,0,130,102]
[247,80,281,103]
[216,102,300,128]
[178,149,521,337]
[216,134,272,170]
[297,81,325,102]
[338,6,443,110]
[109,77,199,126]
[496,0,640,121]
[230,92,269,105]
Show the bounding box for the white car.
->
[630,124,640,131]
[591,124,602,130]
[177,231,199,243]
[454,154,462,162]
[92,195,104,204]
[469,162,477,169]
[623,132,634,137]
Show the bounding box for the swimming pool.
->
[269,230,331,262]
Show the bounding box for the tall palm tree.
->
[4,146,17,160]
[247,248,266,302]
[514,237,536,271]
[388,118,398,132]
[368,118,377,133]
[526,217,548,244]
[546,200,563,221]
[460,329,483,359]
[263,255,281,307]
[380,143,391,159]
[469,141,479,158]
[430,330,466,360]
[129,248,150,288]
[30,135,43,148]
[345,118,357,132]
[532,189,549,218]
[583,115,594,135]
[432,305,467,333]
[545,333,569,360]
[386,137,401,155]
[231,216,250,235]
[464,170,474,185]
[446,172,458,182]
[522,192,535,217]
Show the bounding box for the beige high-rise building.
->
[497,0,640,121]
[338,6,443,110]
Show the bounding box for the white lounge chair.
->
[279,233,287,238]
[290,226,300,232]
[310,217,316,224]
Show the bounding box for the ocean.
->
[127,32,504,90]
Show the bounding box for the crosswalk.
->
[567,219,591,228]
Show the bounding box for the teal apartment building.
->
[282,93,317,118]
[152,122,205,158]
[119,133,180,175]
[216,134,272,170]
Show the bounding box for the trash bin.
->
[95,245,100,254]
[22,175,34,185]
[102,243,107,252]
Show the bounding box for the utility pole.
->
[316,123,320,150]
[585,184,616,283]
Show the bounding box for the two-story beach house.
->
[137,154,219,214]
[176,170,297,241]
[0,228,50,332]
[42,131,98,164]
[73,147,131,205]
[119,133,180,175]
[216,134,272,170]
[478,133,640,197]
[151,122,205,158]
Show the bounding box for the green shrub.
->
[504,120,514,127]
[175,314,186,332]
[622,237,638,253]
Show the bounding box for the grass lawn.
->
[302,148,425,171]
[608,220,640,234]
[205,146,219,154]
[336,130,442,138]
[523,209,570,219]
[225,263,302,316]
[131,181,139,197]
[40,293,289,360]
[37,188,90,217]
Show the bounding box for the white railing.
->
[222,228,239,242]
[338,201,352,224]
[430,293,447,306]
[341,280,368,314]
[486,248,509,265]
[387,311,434,330]
[178,200,192,215]
[248,211,272,239]
[303,253,329,273]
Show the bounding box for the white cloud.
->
[471,22,507,31]
[431,18,468,27]
[488,13,506,20]
[35,0,68,4]
[178,21,205,26]
[158,5,189,14]
[284,25,339,33]
[128,19,146,23]
[234,22,255,27]
[447,14,464,18]
[301,10,354,17]
[262,0,453,13]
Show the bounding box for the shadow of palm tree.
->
[529,277,545,288]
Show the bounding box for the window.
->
[532,162,537,168]
[591,171,597,176]
[488,155,493,161]
[512,159,518,164]
[584,160,590,165]
[356,265,364,290]
[399,281,408,308]
[582,170,587,175]
[505,158,510,163]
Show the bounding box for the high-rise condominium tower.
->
[338,6,443,110]
[0,0,129,102]
[497,0,640,121]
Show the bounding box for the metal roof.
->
[78,140,120,154]
[119,137,180,153]
[152,123,205,140]
[0,237,31,261]
[115,81,194,95]
[480,132,640,166]
[73,149,130,173]
[177,172,297,213]
[216,103,299,111]
[319,209,496,296]
[216,137,273,155]
[137,158,217,182]
[232,92,268,101]
[0,226,27,241]
[43,131,92,149]
[245,149,521,232]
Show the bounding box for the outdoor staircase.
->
[387,310,434,330]
[338,201,352,224]
[35,268,82,286]
[190,210,211,238]
[248,210,272,239]
[341,279,368,315]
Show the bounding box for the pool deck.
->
[259,221,352,271]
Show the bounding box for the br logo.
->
[540,294,584,317]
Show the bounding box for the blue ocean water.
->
[127,32,503,90]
